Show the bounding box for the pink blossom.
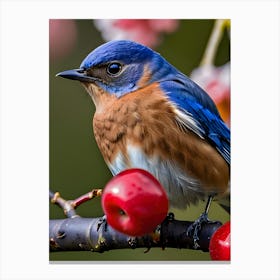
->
[49,20,77,61]
[94,19,179,48]
[190,63,230,124]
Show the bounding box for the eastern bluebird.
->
[57,40,230,242]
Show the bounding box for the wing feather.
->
[160,79,230,164]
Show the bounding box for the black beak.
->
[56,69,98,83]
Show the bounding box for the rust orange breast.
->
[93,83,229,195]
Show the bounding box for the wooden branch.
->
[49,214,222,252]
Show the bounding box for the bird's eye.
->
[106,62,122,76]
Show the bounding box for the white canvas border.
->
[0,0,279,279]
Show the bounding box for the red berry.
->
[209,221,230,260]
[101,168,169,236]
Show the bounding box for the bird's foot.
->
[187,212,216,249]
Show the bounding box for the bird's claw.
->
[187,212,211,249]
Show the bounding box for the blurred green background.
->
[49,19,230,261]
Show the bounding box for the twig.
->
[200,19,230,66]
[49,189,102,218]
[71,189,103,208]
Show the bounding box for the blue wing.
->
[160,78,230,165]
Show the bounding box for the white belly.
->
[108,145,207,209]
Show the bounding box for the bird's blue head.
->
[57,40,178,98]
